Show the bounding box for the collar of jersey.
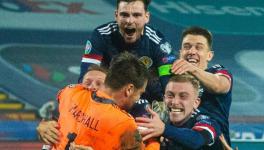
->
[92,90,115,104]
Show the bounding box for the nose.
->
[171,97,180,105]
[88,83,97,91]
[188,46,197,54]
[126,15,134,24]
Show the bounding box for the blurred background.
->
[0,0,264,149]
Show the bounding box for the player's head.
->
[104,52,149,111]
[82,65,107,91]
[179,26,214,70]
[115,0,151,44]
[164,74,200,126]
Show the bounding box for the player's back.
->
[54,84,143,150]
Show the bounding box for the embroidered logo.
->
[139,56,153,69]
[160,42,172,54]
[84,40,92,54]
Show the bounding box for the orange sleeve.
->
[145,138,160,150]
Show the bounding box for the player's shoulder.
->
[144,24,173,54]
[144,24,165,44]
[95,21,118,36]
[208,64,232,77]
[192,109,211,122]
[211,64,225,69]
[57,84,86,102]
[207,64,226,72]
[60,84,85,94]
[111,104,134,119]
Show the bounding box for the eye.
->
[164,92,174,99]
[96,81,103,87]
[183,44,192,50]
[133,13,142,18]
[120,12,129,18]
[179,93,189,100]
[196,45,204,51]
[84,79,92,86]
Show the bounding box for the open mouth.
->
[186,56,199,64]
[169,108,183,113]
[124,28,136,35]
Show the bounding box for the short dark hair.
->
[181,26,213,50]
[168,74,200,93]
[116,0,151,11]
[105,52,149,90]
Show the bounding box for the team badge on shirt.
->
[84,40,92,54]
[139,56,153,69]
[160,42,172,54]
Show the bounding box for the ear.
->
[115,10,118,21]
[145,11,150,24]
[124,83,135,97]
[193,97,201,109]
[207,50,214,62]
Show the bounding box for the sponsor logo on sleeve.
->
[84,40,92,54]
[162,55,176,63]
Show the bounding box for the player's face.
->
[164,81,200,126]
[124,80,147,111]
[115,1,150,44]
[82,70,106,91]
[180,34,213,70]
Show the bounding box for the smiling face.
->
[180,34,214,70]
[115,1,150,43]
[164,81,200,126]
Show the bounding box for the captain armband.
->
[158,64,172,76]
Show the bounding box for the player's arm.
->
[163,115,220,149]
[137,109,220,149]
[172,59,231,94]
[37,120,60,145]
[78,30,104,83]
[37,85,73,144]
[155,36,176,95]
[37,100,60,145]
[189,65,231,94]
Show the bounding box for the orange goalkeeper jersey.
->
[52,84,144,150]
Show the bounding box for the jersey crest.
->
[139,56,153,69]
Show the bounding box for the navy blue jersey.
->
[161,110,222,150]
[198,64,233,145]
[79,21,176,101]
[129,99,150,118]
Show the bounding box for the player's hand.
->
[69,142,93,150]
[171,59,198,75]
[37,120,60,145]
[136,107,165,141]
